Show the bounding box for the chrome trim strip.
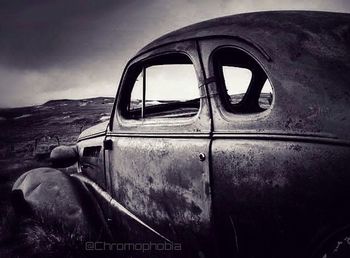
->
[71,174,171,243]
[212,133,350,146]
[78,132,106,142]
[107,132,211,138]
[79,130,349,146]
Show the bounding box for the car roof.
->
[137,11,350,57]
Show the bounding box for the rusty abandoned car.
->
[11,11,350,258]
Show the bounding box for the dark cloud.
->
[0,0,123,69]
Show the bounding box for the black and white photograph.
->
[0,0,350,257]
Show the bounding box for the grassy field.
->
[0,97,114,257]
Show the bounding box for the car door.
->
[198,38,278,257]
[105,40,214,255]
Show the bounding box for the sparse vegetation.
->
[0,97,114,257]
[0,207,87,257]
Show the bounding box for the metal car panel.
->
[106,40,214,255]
[211,138,350,257]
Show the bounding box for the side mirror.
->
[50,145,78,168]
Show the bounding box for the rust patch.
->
[290,144,302,152]
[165,170,192,189]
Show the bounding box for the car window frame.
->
[205,43,275,123]
[124,57,200,120]
[197,38,277,135]
[110,40,211,134]
[212,46,274,115]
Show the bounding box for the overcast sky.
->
[1,0,349,107]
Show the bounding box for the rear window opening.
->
[213,48,273,114]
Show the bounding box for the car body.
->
[12,11,350,258]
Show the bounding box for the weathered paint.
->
[107,136,213,252]
[78,120,108,141]
[198,34,350,140]
[211,139,350,257]
[71,173,171,242]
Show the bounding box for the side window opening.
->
[213,48,273,114]
[123,53,200,119]
[222,66,252,105]
[259,79,273,110]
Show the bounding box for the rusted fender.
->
[11,167,111,239]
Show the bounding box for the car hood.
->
[78,121,108,141]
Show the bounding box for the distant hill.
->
[0,97,114,119]
[43,97,114,107]
[0,96,114,144]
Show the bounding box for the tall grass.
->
[0,206,88,258]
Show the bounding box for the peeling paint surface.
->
[109,137,212,243]
[211,139,350,257]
